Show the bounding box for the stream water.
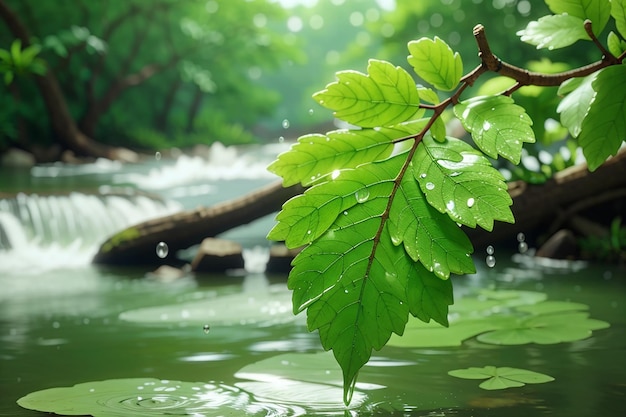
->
[0,143,624,416]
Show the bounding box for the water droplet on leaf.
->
[420,173,427,179]
[425,182,435,190]
[355,189,370,203]
[156,242,169,258]
[482,121,491,131]
[466,197,475,207]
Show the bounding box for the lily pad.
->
[234,351,382,409]
[388,315,513,348]
[119,287,297,327]
[448,366,554,390]
[476,311,610,345]
[17,378,252,416]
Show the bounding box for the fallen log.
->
[93,147,626,266]
[92,181,304,265]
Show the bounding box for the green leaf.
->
[448,366,555,390]
[268,155,400,248]
[430,117,447,143]
[286,154,454,404]
[454,95,535,164]
[387,171,475,279]
[613,0,626,39]
[416,85,440,104]
[235,352,374,408]
[517,14,590,49]
[546,0,611,34]
[267,120,426,187]
[407,36,463,91]
[412,136,513,231]
[577,65,626,171]
[476,311,610,345]
[313,59,421,128]
[607,31,626,57]
[557,72,598,137]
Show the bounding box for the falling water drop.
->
[466,197,475,208]
[155,151,162,161]
[203,324,210,334]
[485,245,495,267]
[425,182,435,190]
[308,108,314,116]
[517,232,528,253]
[156,242,169,258]
[355,189,370,203]
[278,136,285,143]
[282,119,290,129]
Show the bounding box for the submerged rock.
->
[191,238,245,273]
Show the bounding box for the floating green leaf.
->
[546,0,611,34]
[613,0,626,38]
[448,366,555,390]
[268,120,426,187]
[407,37,463,91]
[313,59,421,128]
[17,378,252,416]
[119,286,296,327]
[577,65,626,171]
[477,311,610,345]
[412,136,513,231]
[557,72,598,138]
[454,95,535,163]
[517,14,590,49]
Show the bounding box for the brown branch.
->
[472,24,623,86]
[583,19,618,62]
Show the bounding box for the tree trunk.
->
[0,0,138,162]
[185,87,203,134]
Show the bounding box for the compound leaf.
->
[454,95,535,163]
[407,36,463,91]
[287,153,455,404]
[412,136,513,231]
[517,14,590,49]
[577,65,626,171]
[313,59,421,128]
[546,0,611,34]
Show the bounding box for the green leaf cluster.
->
[0,39,46,85]
[269,0,624,405]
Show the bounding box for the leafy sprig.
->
[269,0,625,404]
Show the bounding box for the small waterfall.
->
[0,192,182,273]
